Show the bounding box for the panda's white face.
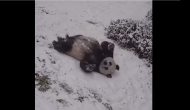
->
[99,57,116,75]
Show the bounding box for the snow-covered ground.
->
[35,1,152,110]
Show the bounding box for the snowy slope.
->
[35,1,152,110]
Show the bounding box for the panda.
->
[52,34,119,78]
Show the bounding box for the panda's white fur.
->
[99,57,117,75]
[65,36,100,61]
[65,41,90,61]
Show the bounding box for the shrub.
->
[105,10,152,65]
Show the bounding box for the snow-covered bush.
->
[145,9,152,21]
[105,10,152,65]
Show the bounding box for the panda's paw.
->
[52,40,62,51]
[52,40,57,46]
[106,74,112,78]
[108,43,115,51]
[57,37,62,40]
[86,64,96,72]
[57,37,65,42]
[89,64,96,70]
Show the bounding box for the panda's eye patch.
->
[104,67,108,70]
[103,61,107,65]
[109,62,112,66]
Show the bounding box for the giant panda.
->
[52,34,119,78]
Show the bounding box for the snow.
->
[35,1,152,110]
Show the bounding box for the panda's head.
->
[99,57,119,78]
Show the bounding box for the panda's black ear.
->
[116,65,119,70]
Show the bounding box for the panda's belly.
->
[65,40,92,61]
[77,36,101,50]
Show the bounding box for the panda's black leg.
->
[101,41,115,51]
[80,61,96,73]
[100,41,115,58]
[84,53,97,64]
